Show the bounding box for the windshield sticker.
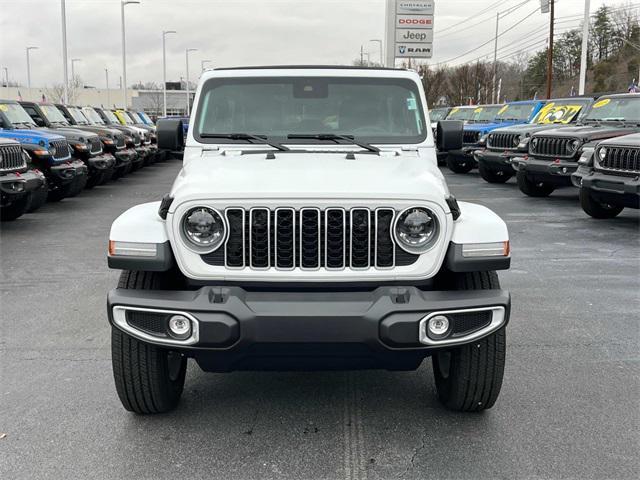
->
[497,105,509,115]
[406,97,417,110]
[474,107,483,113]
[0,105,8,112]
[536,104,582,124]
[593,99,611,109]
[450,107,459,114]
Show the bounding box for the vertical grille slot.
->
[275,208,295,269]
[325,208,346,269]
[225,209,245,268]
[300,208,321,269]
[375,209,395,268]
[250,208,270,268]
[350,209,370,269]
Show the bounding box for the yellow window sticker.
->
[474,107,483,113]
[497,105,508,115]
[0,105,8,112]
[537,105,582,124]
[450,107,460,114]
[593,99,611,108]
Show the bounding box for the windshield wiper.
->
[287,134,380,153]
[200,133,289,151]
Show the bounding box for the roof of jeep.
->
[214,65,409,71]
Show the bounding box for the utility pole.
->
[545,0,555,99]
[61,0,69,103]
[492,12,500,103]
[185,48,197,115]
[162,30,176,117]
[105,68,110,108]
[360,45,364,65]
[3,67,8,88]
[121,1,141,111]
[26,46,39,90]
[578,0,591,95]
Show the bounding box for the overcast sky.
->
[0,0,635,89]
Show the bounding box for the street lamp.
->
[26,46,39,90]
[71,58,81,81]
[61,0,69,103]
[2,67,8,88]
[201,59,212,72]
[369,39,383,65]
[185,48,197,115]
[105,68,110,108]
[162,30,176,117]
[121,0,140,110]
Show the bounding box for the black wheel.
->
[479,162,512,184]
[26,182,48,213]
[67,173,88,197]
[579,188,624,219]
[446,155,474,174]
[0,195,29,221]
[516,170,555,197]
[432,271,506,412]
[111,270,187,414]
[47,182,73,202]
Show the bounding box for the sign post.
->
[386,0,435,66]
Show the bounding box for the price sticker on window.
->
[593,99,611,109]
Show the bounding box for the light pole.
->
[185,48,197,115]
[201,59,211,72]
[369,39,383,65]
[61,0,69,103]
[121,0,140,110]
[71,58,81,82]
[162,30,176,117]
[26,46,39,90]
[2,67,8,88]
[105,68,110,108]
[578,0,591,95]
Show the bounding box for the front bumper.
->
[114,148,135,169]
[513,156,578,186]
[87,152,116,171]
[48,160,80,185]
[107,286,511,372]
[579,170,640,208]
[0,170,42,203]
[475,148,521,173]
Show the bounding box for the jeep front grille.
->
[201,207,419,270]
[50,139,71,160]
[0,144,27,172]
[596,146,640,174]
[488,133,519,150]
[463,131,480,145]
[115,134,125,149]
[530,136,577,158]
[133,134,141,147]
[89,137,102,154]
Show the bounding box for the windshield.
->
[0,102,37,127]
[471,105,503,122]
[82,107,105,125]
[446,107,476,121]
[138,111,153,124]
[67,107,89,124]
[495,103,537,122]
[127,112,142,124]
[195,77,426,144]
[40,104,68,124]
[531,100,591,124]
[119,111,135,125]
[583,97,640,122]
[102,109,120,124]
[429,108,449,122]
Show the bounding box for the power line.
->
[435,0,513,34]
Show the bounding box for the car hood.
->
[41,127,99,142]
[170,148,448,204]
[598,132,640,147]
[490,123,570,135]
[465,120,523,134]
[531,124,640,141]
[0,128,65,144]
[71,125,122,137]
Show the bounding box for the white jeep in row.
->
[107,66,511,414]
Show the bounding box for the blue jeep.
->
[0,101,87,202]
[446,100,546,174]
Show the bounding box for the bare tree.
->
[45,76,83,104]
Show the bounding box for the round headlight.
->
[568,139,581,153]
[531,137,539,149]
[394,207,439,254]
[49,146,57,156]
[513,135,521,146]
[598,147,607,161]
[182,207,225,250]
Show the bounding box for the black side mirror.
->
[157,118,184,152]
[436,120,464,151]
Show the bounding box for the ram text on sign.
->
[396,1,435,15]
[396,14,434,29]
[396,44,433,58]
[395,28,434,43]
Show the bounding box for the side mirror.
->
[436,120,464,151]
[157,118,184,152]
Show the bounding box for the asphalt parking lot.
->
[1,160,638,480]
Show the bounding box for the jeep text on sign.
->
[395,29,434,43]
[396,1,435,15]
[396,44,433,58]
[396,14,434,29]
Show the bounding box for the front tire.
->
[579,188,624,219]
[516,170,555,197]
[432,271,506,412]
[446,155,474,174]
[111,270,187,414]
[479,162,512,184]
[0,195,29,221]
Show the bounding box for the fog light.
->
[427,315,450,339]
[168,315,192,339]
[11,182,25,192]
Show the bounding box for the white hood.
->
[170,147,448,205]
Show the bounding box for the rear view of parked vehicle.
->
[514,94,640,197]
[475,97,594,183]
[572,133,640,218]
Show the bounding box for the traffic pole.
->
[545,0,555,99]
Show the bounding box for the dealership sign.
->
[392,0,434,59]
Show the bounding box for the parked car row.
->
[0,100,166,221]
[434,93,639,218]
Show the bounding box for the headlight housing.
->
[181,207,226,251]
[598,147,607,161]
[568,139,581,154]
[393,207,439,254]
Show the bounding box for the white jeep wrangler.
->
[107,66,511,414]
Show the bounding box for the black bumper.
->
[114,149,135,170]
[514,156,579,186]
[0,170,42,204]
[579,170,640,208]
[475,149,520,173]
[87,153,116,171]
[107,286,511,372]
[448,147,479,163]
[48,160,83,185]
